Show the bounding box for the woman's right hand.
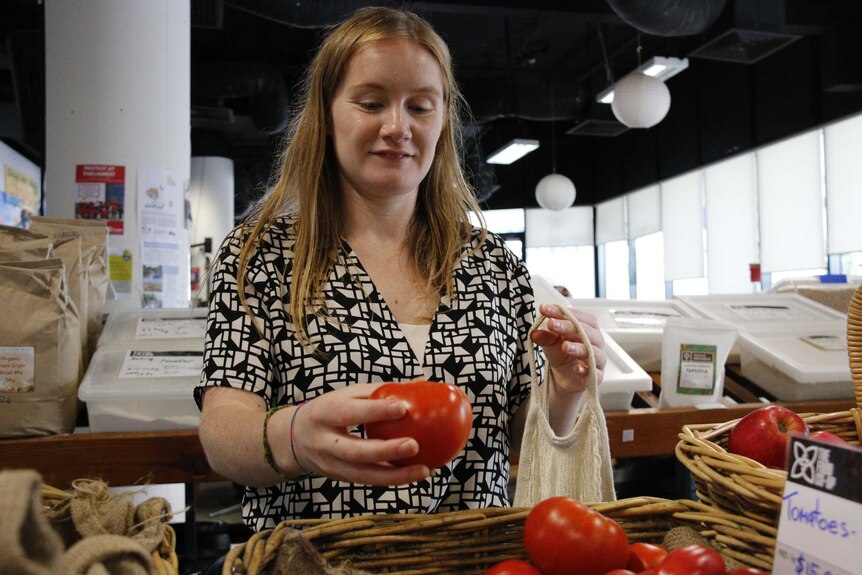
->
[278,383,432,486]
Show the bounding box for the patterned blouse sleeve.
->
[506,253,543,418]
[195,227,279,409]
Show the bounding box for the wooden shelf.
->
[1,365,856,485]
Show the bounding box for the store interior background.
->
[2,0,862,569]
[3,0,862,301]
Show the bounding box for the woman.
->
[196,6,607,531]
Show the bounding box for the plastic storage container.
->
[599,333,653,410]
[97,307,208,351]
[530,277,653,409]
[564,298,701,371]
[675,293,846,364]
[78,346,203,432]
[737,321,853,401]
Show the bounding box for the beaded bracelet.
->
[262,402,312,480]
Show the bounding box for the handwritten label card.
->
[118,350,203,379]
[772,435,861,575]
[135,317,206,340]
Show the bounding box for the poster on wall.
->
[74,164,126,235]
[137,167,183,308]
[2,164,39,227]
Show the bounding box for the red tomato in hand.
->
[365,381,472,468]
[604,570,637,575]
[524,496,629,575]
[727,569,770,575]
[656,545,725,575]
[484,559,542,575]
[626,542,668,571]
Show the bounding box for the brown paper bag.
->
[0,259,83,437]
[29,217,108,357]
[0,224,47,244]
[0,234,88,371]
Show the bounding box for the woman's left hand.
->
[529,303,607,393]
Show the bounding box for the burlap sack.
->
[0,259,83,437]
[0,469,64,575]
[0,233,88,372]
[29,217,108,357]
[56,534,152,575]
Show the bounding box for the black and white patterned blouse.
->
[196,216,540,531]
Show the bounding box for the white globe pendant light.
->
[535,173,576,211]
[611,73,671,129]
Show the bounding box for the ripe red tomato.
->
[656,545,725,575]
[364,381,472,468]
[727,569,770,575]
[484,559,542,575]
[604,570,637,575]
[627,542,668,572]
[524,496,629,575]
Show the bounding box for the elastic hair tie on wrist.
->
[289,401,313,477]
[263,402,312,480]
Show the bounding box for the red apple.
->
[727,405,808,470]
[808,431,847,445]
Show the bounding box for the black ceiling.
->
[2,0,862,215]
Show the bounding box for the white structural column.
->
[44,0,191,309]
[189,156,235,303]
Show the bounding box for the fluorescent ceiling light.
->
[486,138,540,165]
[596,56,689,104]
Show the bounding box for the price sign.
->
[772,435,862,575]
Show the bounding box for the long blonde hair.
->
[237,6,486,346]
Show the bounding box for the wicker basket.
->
[223,497,778,574]
[675,284,862,526]
[42,483,179,575]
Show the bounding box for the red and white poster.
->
[75,164,126,235]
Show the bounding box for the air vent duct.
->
[688,28,801,64]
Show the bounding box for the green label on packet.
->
[675,343,717,395]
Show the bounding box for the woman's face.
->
[329,38,446,202]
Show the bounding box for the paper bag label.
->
[676,344,717,395]
[0,347,35,393]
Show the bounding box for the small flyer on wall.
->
[137,167,183,308]
[74,164,126,235]
[107,247,133,300]
[771,434,861,575]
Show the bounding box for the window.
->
[634,232,665,300]
[601,240,630,299]
[526,246,596,298]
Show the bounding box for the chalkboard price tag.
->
[771,434,861,575]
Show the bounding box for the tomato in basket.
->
[524,496,629,575]
[484,559,542,575]
[365,381,472,469]
[626,542,668,571]
[655,545,725,575]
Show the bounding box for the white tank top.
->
[399,322,431,367]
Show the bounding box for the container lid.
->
[78,346,203,401]
[600,330,653,395]
[677,293,846,325]
[737,320,851,383]
[97,307,207,350]
[565,298,700,335]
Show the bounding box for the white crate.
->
[78,346,202,432]
[97,307,208,351]
[738,321,853,401]
[564,298,701,372]
[531,277,653,410]
[675,293,846,364]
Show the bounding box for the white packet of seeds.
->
[658,317,738,408]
